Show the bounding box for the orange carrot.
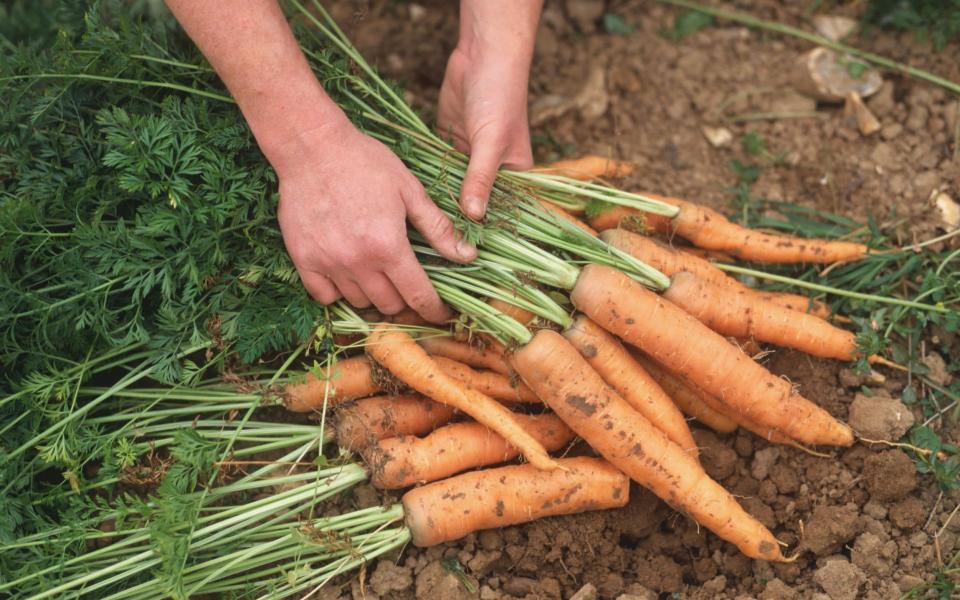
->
[537,198,598,235]
[488,298,536,326]
[433,356,540,404]
[662,272,857,361]
[562,315,698,456]
[756,292,831,319]
[571,265,854,447]
[284,356,379,413]
[679,246,735,263]
[630,353,737,434]
[534,155,635,180]
[402,457,628,547]
[366,325,560,471]
[587,204,672,233]
[334,395,457,451]
[389,308,430,326]
[368,413,575,489]
[418,335,512,376]
[510,330,786,561]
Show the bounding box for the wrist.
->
[456,0,541,70]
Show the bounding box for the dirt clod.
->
[416,561,479,600]
[758,578,797,600]
[370,560,414,597]
[863,451,918,502]
[813,558,866,600]
[848,391,915,440]
[851,532,898,577]
[889,496,926,530]
[751,447,781,480]
[802,503,862,555]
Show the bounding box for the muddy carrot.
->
[571,265,854,446]
[511,330,786,561]
[535,155,635,180]
[488,298,536,326]
[433,356,540,404]
[284,356,380,413]
[368,413,575,489]
[402,457,628,546]
[366,324,560,471]
[630,352,737,434]
[587,204,673,233]
[562,315,698,456]
[334,395,457,451]
[756,292,831,319]
[662,272,857,361]
[418,335,512,376]
[679,246,735,263]
[537,198,598,235]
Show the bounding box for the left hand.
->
[437,42,535,221]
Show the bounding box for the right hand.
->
[274,118,477,323]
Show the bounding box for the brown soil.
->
[319,1,960,598]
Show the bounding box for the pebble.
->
[751,447,781,480]
[570,583,597,600]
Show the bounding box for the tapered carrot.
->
[402,457,628,547]
[511,330,786,561]
[334,395,457,451]
[367,413,575,489]
[537,198,598,235]
[418,335,512,376]
[571,265,854,447]
[663,272,857,361]
[630,353,737,434]
[562,315,698,456]
[679,247,735,263]
[603,229,831,319]
[534,155,635,180]
[366,324,560,471]
[433,357,540,404]
[284,356,380,413]
[587,204,673,233]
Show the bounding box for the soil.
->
[317,1,960,598]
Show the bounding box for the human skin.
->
[165,1,542,323]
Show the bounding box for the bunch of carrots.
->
[280,155,880,562]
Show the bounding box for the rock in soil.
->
[863,450,918,502]
[848,391,915,441]
[569,583,597,600]
[814,558,866,600]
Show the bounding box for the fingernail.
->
[464,197,484,220]
[456,239,477,260]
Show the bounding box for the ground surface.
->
[318,2,960,599]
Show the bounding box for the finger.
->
[356,272,406,316]
[386,249,453,324]
[331,275,371,309]
[460,139,503,220]
[402,180,476,263]
[299,270,341,305]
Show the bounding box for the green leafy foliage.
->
[603,13,634,36]
[660,9,714,41]
[863,0,960,50]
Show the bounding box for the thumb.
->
[460,138,503,221]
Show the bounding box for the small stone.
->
[933,191,960,231]
[369,561,413,597]
[848,391,915,441]
[812,15,857,41]
[570,583,598,600]
[702,125,734,148]
[501,576,537,597]
[880,122,903,140]
[814,558,866,600]
[407,3,426,21]
[751,447,781,480]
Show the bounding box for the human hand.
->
[274,118,476,323]
[437,1,542,220]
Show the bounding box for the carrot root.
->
[402,457,628,547]
[418,335,513,376]
[284,356,379,413]
[534,155,635,181]
[334,394,457,451]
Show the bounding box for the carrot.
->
[562,315,698,456]
[402,457,628,547]
[571,265,854,447]
[366,324,560,471]
[510,330,786,561]
[367,413,575,489]
[284,356,380,413]
[537,198,598,235]
[389,308,430,326]
[630,352,737,434]
[587,204,672,233]
[756,292,831,319]
[418,335,512,376]
[334,394,457,451]
[534,155,635,181]
[679,246,735,263]
[662,272,857,361]
[603,229,831,319]
[433,356,540,404]
[488,298,535,326]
